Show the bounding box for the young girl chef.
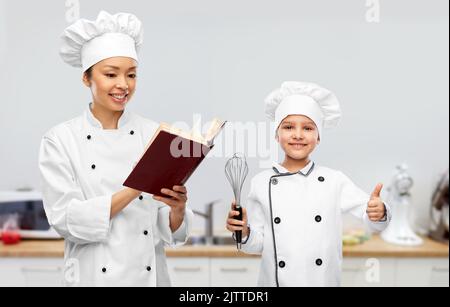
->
[39,11,193,287]
[226,81,392,287]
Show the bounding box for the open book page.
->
[204,118,227,146]
[140,118,226,158]
[160,122,206,145]
[159,118,226,146]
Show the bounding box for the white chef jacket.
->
[241,161,391,287]
[38,104,194,287]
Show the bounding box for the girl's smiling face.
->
[277,114,320,161]
[83,56,138,112]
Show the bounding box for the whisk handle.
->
[235,205,243,248]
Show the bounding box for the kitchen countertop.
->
[0,236,448,258]
[342,235,448,258]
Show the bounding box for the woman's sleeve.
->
[338,171,391,233]
[157,205,194,247]
[241,178,265,254]
[39,135,112,244]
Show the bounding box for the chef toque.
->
[60,11,143,72]
[264,81,342,139]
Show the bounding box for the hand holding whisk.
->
[225,153,249,249]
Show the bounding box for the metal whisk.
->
[225,153,249,249]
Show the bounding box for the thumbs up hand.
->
[366,183,386,222]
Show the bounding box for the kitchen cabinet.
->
[2,256,447,287]
[210,258,260,287]
[0,258,63,287]
[394,258,449,287]
[342,257,449,287]
[1,237,448,287]
[169,257,449,287]
[166,257,261,287]
[167,257,210,287]
[342,258,396,287]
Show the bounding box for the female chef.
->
[226,81,392,287]
[39,11,193,286]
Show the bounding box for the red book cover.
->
[123,119,226,196]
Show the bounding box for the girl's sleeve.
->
[39,134,112,244]
[338,171,391,233]
[241,178,265,254]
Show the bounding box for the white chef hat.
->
[264,81,342,138]
[60,11,144,72]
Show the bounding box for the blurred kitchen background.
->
[0,0,448,287]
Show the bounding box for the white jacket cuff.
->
[240,227,263,255]
[66,194,112,243]
[158,207,193,247]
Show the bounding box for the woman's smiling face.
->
[277,114,320,161]
[83,56,138,112]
